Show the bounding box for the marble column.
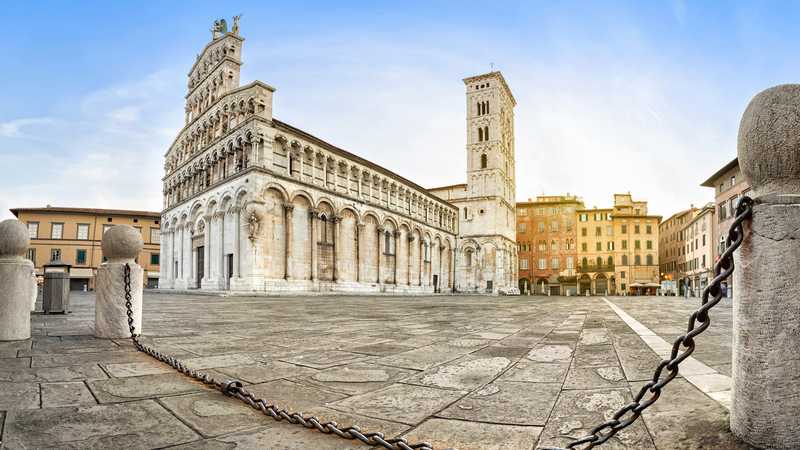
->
[233,207,241,278]
[406,234,413,285]
[309,210,317,281]
[376,226,383,284]
[217,211,225,288]
[393,230,399,284]
[356,223,364,283]
[202,215,211,285]
[284,204,293,280]
[332,216,340,282]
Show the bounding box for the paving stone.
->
[0,341,31,358]
[0,382,39,410]
[330,383,465,425]
[304,406,409,437]
[472,345,530,359]
[158,391,273,437]
[0,357,31,369]
[31,350,153,368]
[500,361,570,383]
[0,364,107,383]
[374,344,464,370]
[183,353,261,370]
[281,350,370,369]
[438,381,560,426]
[303,362,415,395]
[403,356,511,390]
[215,360,318,384]
[245,379,348,412]
[404,418,541,450]
[613,347,664,381]
[564,365,626,390]
[579,329,611,346]
[21,339,121,356]
[349,342,415,356]
[2,400,198,449]
[527,344,574,363]
[538,388,656,449]
[87,373,210,403]
[41,381,97,407]
[103,360,175,377]
[573,345,619,367]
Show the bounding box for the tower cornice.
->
[463,71,516,106]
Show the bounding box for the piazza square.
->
[3,5,800,450]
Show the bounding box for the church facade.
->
[158,20,517,294]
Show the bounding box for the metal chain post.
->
[122,264,432,450]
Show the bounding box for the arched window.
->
[466,250,473,267]
[478,127,483,142]
[485,101,489,114]
[607,256,613,266]
[477,101,481,116]
[646,254,654,265]
[622,254,628,265]
[635,255,642,266]
[596,256,602,267]
[484,126,489,140]
[464,207,468,219]
[582,257,588,268]
[480,153,487,169]
[384,231,391,254]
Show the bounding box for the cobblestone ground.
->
[0,292,754,450]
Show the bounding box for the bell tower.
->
[464,72,516,206]
[184,17,245,124]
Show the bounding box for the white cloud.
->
[0,118,54,138]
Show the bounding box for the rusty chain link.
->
[541,196,753,450]
[122,196,751,450]
[122,265,432,450]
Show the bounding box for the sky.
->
[2,1,799,220]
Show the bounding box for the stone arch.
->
[290,190,314,207]
[259,182,289,203]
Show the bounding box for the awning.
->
[630,282,660,288]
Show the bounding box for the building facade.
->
[701,157,751,297]
[10,206,161,290]
[658,207,699,295]
[573,194,661,296]
[516,195,583,295]
[158,19,515,294]
[682,204,715,296]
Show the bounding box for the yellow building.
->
[10,206,161,290]
[576,194,661,295]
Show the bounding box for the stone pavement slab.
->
[0,292,748,450]
[2,400,198,449]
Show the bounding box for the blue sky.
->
[2,1,799,220]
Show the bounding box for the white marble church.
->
[158,18,518,294]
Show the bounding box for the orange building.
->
[10,206,161,290]
[516,195,584,295]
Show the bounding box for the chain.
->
[122,264,432,450]
[539,196,753,450]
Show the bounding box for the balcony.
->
[577,263,615,273]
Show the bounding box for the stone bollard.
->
[733,84,800,449]
[0,219,35,341]
[95,225,144,339]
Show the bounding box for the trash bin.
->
[43,260,71,314]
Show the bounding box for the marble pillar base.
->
[95,261,143,339]
[0,258,34,341]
